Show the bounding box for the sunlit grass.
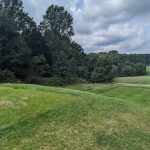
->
[0,76,150,149]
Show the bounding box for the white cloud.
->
[23,0,150,54]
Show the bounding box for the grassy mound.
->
[0,82,150,149]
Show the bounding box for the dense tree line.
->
[0,0,149,84]
[81,51,147,82]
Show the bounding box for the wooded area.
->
[0,0,149,85]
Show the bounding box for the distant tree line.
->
[0,0,149,85]
[81,51,148,83]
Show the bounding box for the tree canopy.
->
[40,5,74,38]
[0,0,149,85]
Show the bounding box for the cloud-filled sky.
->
[23,0,150,54]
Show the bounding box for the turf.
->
[0,71,150,149]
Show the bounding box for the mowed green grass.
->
[114,76,150,85]
[0,74,150,149]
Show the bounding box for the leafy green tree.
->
[0,0,33,79]
[109,50,120,66]
[85,53,99,73]
[120,65,133,76]
[90,54,114,82]
[0,0,148,84]
[52,51,77,77]
[40,5,74,38]
[31,55,51,77]
[0,69,16,82]
[42,6,84,78]
[78,66,90,79]
[0,29,31,78]
[0,0,35,32]
[91,67,106,83]
[133,63,146,76]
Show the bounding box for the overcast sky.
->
[23,0,150,54]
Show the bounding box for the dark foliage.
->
[0,1,148,85]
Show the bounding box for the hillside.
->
[0,72,150,149]
[0,1,150,149]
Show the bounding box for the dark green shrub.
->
[0,70,16,82]
[133,63,146,76]
[120,63,146,77]
[120,65,133,76]
[77,66,90,79]
[90,66,114,83]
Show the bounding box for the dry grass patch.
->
[118,112,150,134]
[0,100,13,107]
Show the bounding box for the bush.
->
[120,63,146,77]
[90,66,114,83]
[112,65,119,77]
[0,70,16,83]
[120,65,133,76]
[77,66,90,79]
[133,63,146,76]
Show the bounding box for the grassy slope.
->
[0,69,150,149]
